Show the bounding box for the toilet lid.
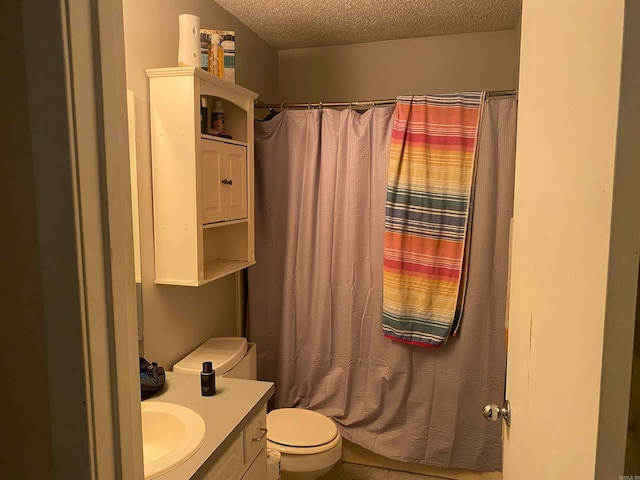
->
[267,408,338,447]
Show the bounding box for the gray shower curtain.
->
[247,97,517,471]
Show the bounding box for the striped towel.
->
[382,93,483,346]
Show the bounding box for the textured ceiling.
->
[213,0,522,50]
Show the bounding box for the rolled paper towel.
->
[177,14,200,67]
[266,448,281,480]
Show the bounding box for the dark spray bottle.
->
[201,361,216,396]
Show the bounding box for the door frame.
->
[20,0,143,477]
[23,0,640,478]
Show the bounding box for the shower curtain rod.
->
[255,90,517,110]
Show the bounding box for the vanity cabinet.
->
[147,67,258,286]
[199,405,268,480]
[151,373,274,480]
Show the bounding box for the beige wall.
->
[278,30,519,103]
[122,0,279,367]
[505,0,640,477]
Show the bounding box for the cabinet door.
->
[201,139,225,224]
[200,435,244,480]
[241,449,267,480]
[243,405,267,464]
[224,144,248,221]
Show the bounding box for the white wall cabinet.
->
[147,67,258,286]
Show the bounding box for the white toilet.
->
[173,337,342,480]
[266,407,342,480]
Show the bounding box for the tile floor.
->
[317,461,447,480]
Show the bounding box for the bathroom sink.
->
[141,401,206,479]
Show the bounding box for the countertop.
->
[148,371,274,480]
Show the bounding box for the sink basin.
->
[141,401,206,479]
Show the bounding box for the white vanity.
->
[148,371,274,480]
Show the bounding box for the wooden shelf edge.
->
[153,259,255,287]
[203,218,249,230]
[153,278,200,287]
[146,66,259,100]
[201,259,256,285]
[200,134,248,148]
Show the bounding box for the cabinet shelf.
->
[203,259,257,285]
[147,67,258,286]
[201,134,247,148]
[203,218,249,229]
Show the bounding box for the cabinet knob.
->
[221,179,233,185]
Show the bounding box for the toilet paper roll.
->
[177,14,200,67]
[266,448,281,480]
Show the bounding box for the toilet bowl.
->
[173,338,343,479]
[267,408,342,480]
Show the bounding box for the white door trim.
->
[21,0,143,477]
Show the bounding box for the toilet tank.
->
[173,337,257,380]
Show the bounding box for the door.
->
[13,0,144,478]
[202,140,247,223]
[224,143,248,221]
[501,1,639,478]
[202,139,224,224]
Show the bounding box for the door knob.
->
[482,400,511,427]
[221,179,233,185]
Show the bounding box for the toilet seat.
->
[267,408,340,455]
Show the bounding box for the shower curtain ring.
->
[319,101,323,109]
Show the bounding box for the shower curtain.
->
[247,97,517,471]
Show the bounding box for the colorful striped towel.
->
[382,93,484,346]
